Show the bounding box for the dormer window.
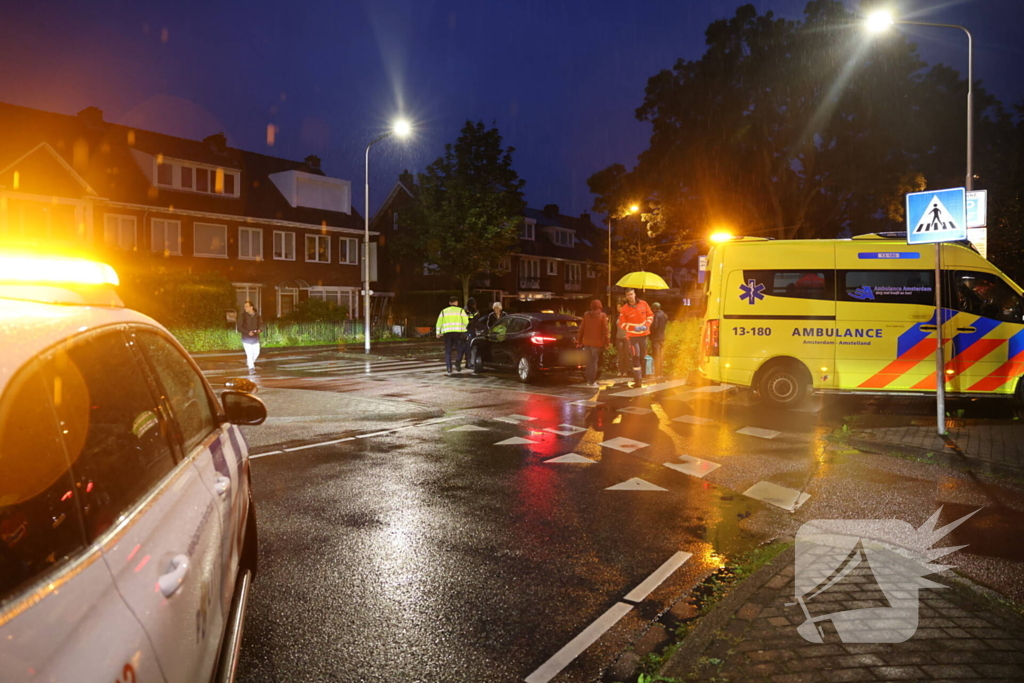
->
[552,229,574,247]
[154,156,240,197]
[520,220,535,240]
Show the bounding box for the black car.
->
[469,312,588,382]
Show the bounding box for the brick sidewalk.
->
[850,421,1024,471]
[658,547,1024,682]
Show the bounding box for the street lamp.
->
[866,12,974,435]
[607,204,639,308]
[364,118,412,353]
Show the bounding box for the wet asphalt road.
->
[194,347,1024,683]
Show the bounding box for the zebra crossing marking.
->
[605,478,667,491]
[742,481,810,511]
[544,453,596,464]
[664,456,721,478]
[736,426,782,440]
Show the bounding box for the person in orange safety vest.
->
[618,288,654,388]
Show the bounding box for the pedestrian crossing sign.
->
[905,187,967,244]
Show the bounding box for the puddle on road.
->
[939,503,1024,562]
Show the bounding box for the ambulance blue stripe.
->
[950,316,1001,359]
[1009,328,1024,359]
[897,308,956,357]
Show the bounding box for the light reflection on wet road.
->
[194,350,1024,682]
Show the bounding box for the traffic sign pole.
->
[934,243,945,436]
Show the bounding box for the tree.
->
[589,1,1006,242]
[396,121,526,305]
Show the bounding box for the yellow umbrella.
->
[616,271,669,290]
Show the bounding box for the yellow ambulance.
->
[698,234,1024,408]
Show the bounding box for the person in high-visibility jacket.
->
[618,288,654,388]
[436,296,470,376]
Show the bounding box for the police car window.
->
[43,330,177,543]
[744,270,833,301]
[0,364,88,605]
[953,271,1023,323]
[134,330,218,454]
[841,271,934,305]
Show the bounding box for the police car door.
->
[0,356,163,683]
[132,328,243,632]
[49,328,225,683]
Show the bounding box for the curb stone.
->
[846,435,1024,481]
[656,546,796,680]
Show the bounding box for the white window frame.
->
[586,264,598,279]
[519,258,540,279]
[153,156,240,198]
[565,263,582,285]
[238,227,263,261]
[233,283,262,313]
[104,214,137,250]
[520,220,535,240]
[193,222,228,258]
[552,229,574,247]
[305,234,331,263]
[150,218,182,256]
[547,260,557,276]
[340,237,359,265]
[276,287,299,318]
[273,230,296,261]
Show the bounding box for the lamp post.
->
[607,203,639,308]
[364,119,411,353]
[866,11,973,435]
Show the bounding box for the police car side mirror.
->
[221,390,267,426]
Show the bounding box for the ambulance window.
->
[43,330,177,543]
[952,271,1023,323]
[745,270,833,300]
[842,271,934,305]
[0,364,87,605]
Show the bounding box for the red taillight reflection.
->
[702,320,720,357]
[530,335,557,345]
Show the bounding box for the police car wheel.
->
[759,363,808,407]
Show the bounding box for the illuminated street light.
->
[364,118,414,353]
[607,203,641,307]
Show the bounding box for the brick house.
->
[372,172,606,308]
[0,102,381,319]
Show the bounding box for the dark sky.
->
[1,0,1021,219]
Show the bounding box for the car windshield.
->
[539,320,579,331]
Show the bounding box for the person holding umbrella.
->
[618,288,654,389]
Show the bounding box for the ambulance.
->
[699,234,1024,408]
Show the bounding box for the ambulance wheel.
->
[1014,379,1024,420]
[758,361,810,408]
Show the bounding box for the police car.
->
[0,253,265,682]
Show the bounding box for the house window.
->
[223,171,235,195]
[239,227,263,260]
[519,258,540,279]
[277,288,298,317]
[498,255,511,272]
[340,237,359,265]
[586,264,598,279]
[547,260,557,276]
[234,284,262,313]
[196,167,209,193]
[156,162,173,186]
[181,166,193,189]
[194,223,228,258]
[520,221,535,240]
[151,218,181,255]
[565,263,582,285]
[305,234,331,263]
[552,230,574,247]
[103,214,137,250]
[273,231,295,260]
[393,211,399,231]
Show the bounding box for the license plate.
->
[559,349,588,366]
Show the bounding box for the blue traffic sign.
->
[906,188,967,244]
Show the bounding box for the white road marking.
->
[543,424,588,436]
[249,450,283,459]
[284,437,356,452]
[743,481,810,511]
[664,456,721,478]
[257,416,460,456]
[507,414,537,421]
[495,437,540,445]
[736,426,782,439]
[609,378,690,397]
[605,478,667,491]
[672,415,715,425]
[623,551,693,603]
[569,399,604,407]
[447,425,490,432]
[617,406,653,415]
[598,437,648,453]
[544,453,596,464]
[524,602,633,683]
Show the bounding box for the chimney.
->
[305,155,321,170]
[204,132,227,152]
[580,212,591,223]
[543,203,560,218]
[77,106,104,126]
[399,169,414,188]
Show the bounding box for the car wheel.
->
[758,361,809,408]
[516,355,535,383]
[472,347,483,374]
[1014,378,1024,420]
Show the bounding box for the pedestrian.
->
[577,299,609,388]
[618,288,654,389]
[458,297,480,371]
[436,295,469,376]
[615,299,630,377]
[650,302,669,380]
[486,300,508,329]
[238,300,263,374]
